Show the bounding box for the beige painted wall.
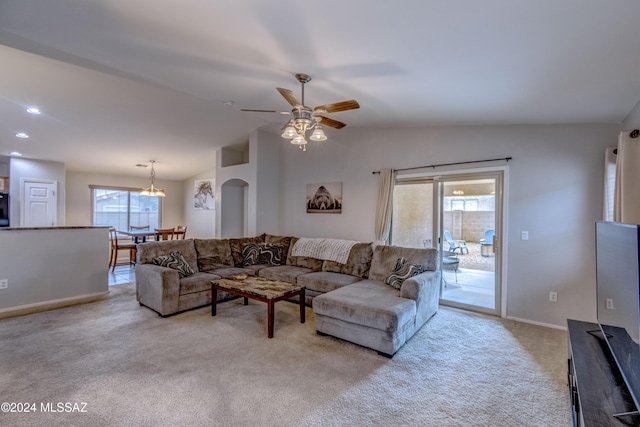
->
[65,171,185,229]
[0,227,108,312]
[277,123,622,328]
[624,100,640,128]
[183,167,216,239]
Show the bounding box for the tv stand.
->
[567,319,639,426]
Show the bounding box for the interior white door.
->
[22,179,57,227]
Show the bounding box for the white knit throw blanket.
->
[291,238,359,264]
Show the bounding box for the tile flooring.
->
[109,265,135,286]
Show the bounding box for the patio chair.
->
[444,230,468,255]
[480,229,495,257]
[441,250,459,285]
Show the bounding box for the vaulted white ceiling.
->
[1,0,639,179]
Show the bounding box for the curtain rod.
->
[372,157,512,174]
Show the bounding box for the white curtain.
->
[374,168,395,245]
[603,147,617,221]
[614,130,640,224]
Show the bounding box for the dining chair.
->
[154,228,176,241]
[108,228,137,272]
[129,225,150,230]
[175,225,187,239]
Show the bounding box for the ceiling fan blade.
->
[318,115,346,129]
[314,99,360,114]
[276,87,300,107]
[241,109,290,115]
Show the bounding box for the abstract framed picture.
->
[194,178,215,210]
[306,182,342,214]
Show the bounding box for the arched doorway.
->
[220,179,248,238]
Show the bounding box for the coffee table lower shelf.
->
[211,278,305,338]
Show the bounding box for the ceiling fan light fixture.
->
[291,134,307,151]
[281,125,297,139]
[243,73,358,151]
[309,126,327,142]
[140,160,166,197]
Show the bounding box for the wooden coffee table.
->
[211,275,305,338]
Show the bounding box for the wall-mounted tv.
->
[595,220,640,415]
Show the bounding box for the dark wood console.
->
[567,319,639,426]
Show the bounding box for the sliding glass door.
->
[391,171,503,316]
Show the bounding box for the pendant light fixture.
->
[140,160,165,197]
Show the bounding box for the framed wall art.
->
[306,182,342,214]
[194,178,215,210]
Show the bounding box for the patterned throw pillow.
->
[241,243,284,266]
[152,251,194,278]
[384,257,426,289]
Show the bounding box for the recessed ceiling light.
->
[223,100,234,106]
[15,132,29,139]
[26,107,41,115]
[9,151,22,157]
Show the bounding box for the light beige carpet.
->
[0,283,570,427]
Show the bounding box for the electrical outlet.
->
[0,279,7,289]
[606,298,614,310]
[521,231,529,240]
[549,291,557,302]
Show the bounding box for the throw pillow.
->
[242,243,284,266]
[384,257,425,289]
[229,235,265,267]
[152,251,195,278]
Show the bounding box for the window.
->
[91,186,162,230]
[446,198,479,211]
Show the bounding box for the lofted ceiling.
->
[1,0,639,180]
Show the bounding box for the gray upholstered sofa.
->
[134,234,440,357]
[312,245,439,357]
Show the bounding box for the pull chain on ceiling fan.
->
[241,73,360,151]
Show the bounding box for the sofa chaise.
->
[135,234,441,357]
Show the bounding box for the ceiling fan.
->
[241,73,360,151]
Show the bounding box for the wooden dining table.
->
[117,229,185,243]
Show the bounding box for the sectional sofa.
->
[135,234,441,357]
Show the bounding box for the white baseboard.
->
[0,291,109,320]
[506,316,567,331]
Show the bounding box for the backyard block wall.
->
[443,210,495,243]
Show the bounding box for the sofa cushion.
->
[152,251,195,278]
[296,271,361,294]
[286,237,323,270]
[312,280,417,332]
[179,272,221,295]
[137,239,199,272]
[194,239,234,272]
[384,257,426,289]
[368,245,437,282]
[241,243,284,266]
[322,242,373,278]
[229,235,265,267]
[265,234,292,264]
[258,265,314,283]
